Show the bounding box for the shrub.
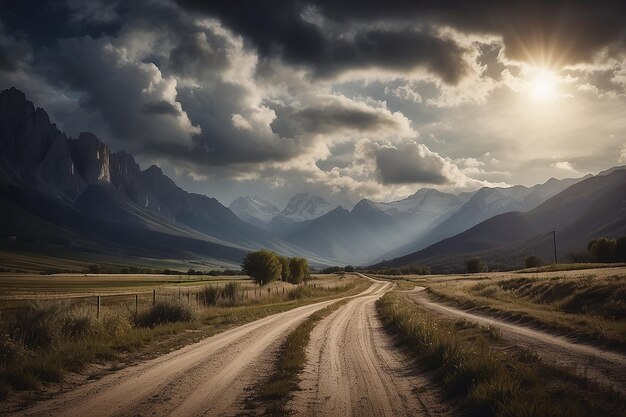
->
[62,315,103,338]
[87,264,100,274]
[136,301,194,327]
[524,256,542,268]
[242,250,282,285]
[344,265,355,272]
[11,303,62,348]
[199,285,221,306]
[222,282,242,305]
[588,237,617,262]
[288,286,315,300]
[614,236,626,262]
[466,257,488,274]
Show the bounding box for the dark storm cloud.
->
[173,1,470,84]
[176,0,626,71]
[143,100,182,116]
[270,95,411,139]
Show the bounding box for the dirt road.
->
[289,282,451,417]
[9,283,386,417]
[406,287,626,394]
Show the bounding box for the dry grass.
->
[0,274,369,401]
[425,270,626,349]
[376,292,624,417]
[247,299,349,416]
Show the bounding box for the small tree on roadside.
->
[614,236,626,262]
[344,265,355,272]
[466,257,488,273]
[87,264,100,274]
[241,250,281,285]
[288,257,309,284]
[524,255,542,268]
[278,256,290,281]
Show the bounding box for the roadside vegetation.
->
[247,300,349,416]
[0,273,367,402]
[242,250,310,285]
[377,292,624,417]
[423,270,626,349]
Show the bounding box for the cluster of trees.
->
[524,255,543,268]
[587,237,626,263]
[465,257,488,273]
[241,249,310,285]
[321,265,356,274]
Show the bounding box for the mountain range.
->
[1,87,624,272]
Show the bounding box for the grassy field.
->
[0,273,368,402]
[374,267,626,349]
[376,292,624,417]
[0,244,238,274]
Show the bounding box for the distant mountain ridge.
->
[228,196,280,228]
[374,169,626,272]
[0,87,319,266]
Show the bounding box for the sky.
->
[1,0,625,208]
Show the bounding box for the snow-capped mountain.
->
[268,193,335,235]
[228,196,280,228]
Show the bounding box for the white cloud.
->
[551,161,578,173]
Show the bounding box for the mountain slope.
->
[375,169,626,272]
[229,196,279,228]
[285,200,409,265]
[382,176,586,261]
[268,193,334,235]
[0,87,319,266]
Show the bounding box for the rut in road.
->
[9,283,386,417]
[290,282,452,417]
[406,287,626,395]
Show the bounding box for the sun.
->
[529,69,557,100]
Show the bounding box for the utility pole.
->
[552,230,558,264]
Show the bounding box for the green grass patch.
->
[376,292,624,417]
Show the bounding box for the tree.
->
[344,265,355,273]
[288,257,309,284]
[466,257,488,273]
[588,237,617,262]
[87,264,100,274]
[241,250,282,285]
[524,255,542,268]
[613,236,626,262]
[278,256,290,281]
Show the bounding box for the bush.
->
[588,238,617,262]
[199,285,221,306]
[222,282,242,305]
[242,250,282,285]
[136,302,194,327]
[288,286,315,300]
[524,255,542,268]
[87,264,100,274]
[344,265,355,272]
[11,304,62,348]
[466,257,488,274]
[288,258,309,284]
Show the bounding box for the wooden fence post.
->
[135,294,138,318]
[97,296,101,319]
[153,289,156,305]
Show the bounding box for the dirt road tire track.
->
[290,281,452,417]
[405,287,626,394]
[7,283,386,417]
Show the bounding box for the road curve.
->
[406,287,626,394]
[290,281,451,417]
[8,283,386,417]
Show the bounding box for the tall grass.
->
[0,277,366,401]
[376,293,624,417]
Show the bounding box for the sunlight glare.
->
[529,69,557,100]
